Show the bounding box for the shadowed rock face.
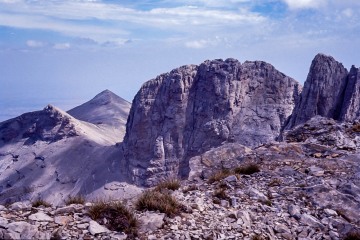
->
[285,54,349,129]
[340,66,360,122]
[123,58,301,186]
[0,105,78,145]
[286,54,360,129]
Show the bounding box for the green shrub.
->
[155,178,181,191]
[135,190,180,217]
[65,195,85,205]
[234,163,260,175]
[88,200,138,237]
[32,198,51,208]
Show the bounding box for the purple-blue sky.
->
[1,0,360,121]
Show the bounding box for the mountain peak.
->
[67,90,131,140]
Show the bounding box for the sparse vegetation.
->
[336,209,352,223]
[251,234,265,240]
[213,188,229,200]
[343,231,360,240]
[234,163,260,175]
[88,199,138,237]
[136,190,181,217]
[32,198,51,208]
[268,178,282,187]
[208,169,232,183]
[259,199,272,206]
[351,123,360,132]
[208,163,260,184]
[155,178,181,191]
[183,184,198,193]
[50,230,62,240]
[65,195,85,205]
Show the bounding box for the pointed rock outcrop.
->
[68,89,131,141]
[340,66,360,122]
[123,58,301,186]
[285,54,348,129]
[0,104,78,144]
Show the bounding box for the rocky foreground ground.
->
[1,123,359,240]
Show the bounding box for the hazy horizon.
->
[1,0,359,121]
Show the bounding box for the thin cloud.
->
[282,0,327,9]
[53,43,71,50]
[0,0,266,43]
[26,40,45,48]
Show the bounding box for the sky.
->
[0,0,360,121]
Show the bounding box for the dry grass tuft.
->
[213,188,229,200]
[234,163,260,175]
[135,190,181,217]
[208,169,232,183]
[32,198,51,208]
[65,195,85,205]
[155,178,181,191]
[343,231,360,240]
[88,200,138,237]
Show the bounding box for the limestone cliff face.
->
[285,54,348,129]
[340,66,360,122]
[285,54,360,129]
[123,58,301,186]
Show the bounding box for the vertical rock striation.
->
[286,53,360,130]
[285,54,348,129]
[123,58,301,186]
[340,66,360,122]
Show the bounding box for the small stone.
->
[329,230,339,240]
[324,209,337,216]
[220,200,229,208]
[247,187,268,201]
[28,212,54,222]
[139,212,165,232]
[309,166,325,176]
[300,214,325,229]
[170,225,179,230]
[111,232,128,240]
[88,220,109,235]
[230,197,238,208]
[288,204,301,220]
[54,206,76,215]
[224,175,238,183]
[0,217,8,228]
[9,202,31,211]
[7,221,39,239]
[54,216,73,225]
[237,210,252,228]
[314,153,322,158]
[77,223,89,229]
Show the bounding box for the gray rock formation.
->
[286,54,360,129]
[285,54,348,129]
[340,66,360,122]
[123,58,301,186]
[0,92,138,206]
[68,89,131,141]
[0,105,78,145]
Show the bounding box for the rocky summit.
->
[0,54,360,240]
[285,53,360,129]
[123,58,301,186]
